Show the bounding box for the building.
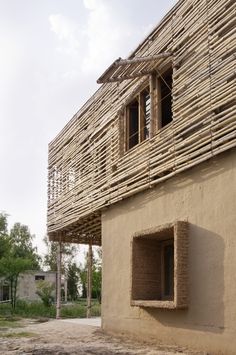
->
[47,0,235,353]
[0,271,67,302]
[17,271,57,302]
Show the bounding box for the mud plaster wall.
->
[101,148,236,354]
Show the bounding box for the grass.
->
[0,316,23,328]
[0,331,37,338]
[0,320,23,328]
[0,299,101,319]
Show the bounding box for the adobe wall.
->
[101,148,236,354]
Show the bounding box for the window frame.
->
[125,86,151,151]
[122,64,173,153]
[131,221,188,309]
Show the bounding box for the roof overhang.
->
[97,52,172,84]
[48,212,102,246]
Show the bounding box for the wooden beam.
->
[97,53,172,83]
[113,53,172,66]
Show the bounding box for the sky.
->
[0,0,177,256]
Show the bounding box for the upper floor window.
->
[159,68,172,128]
[126,87,151,150]
[125,66,173,152]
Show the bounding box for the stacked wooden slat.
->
[47,0,236,245]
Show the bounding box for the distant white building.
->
[0,271,67,303]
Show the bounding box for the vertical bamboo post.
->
[87,241,93,318]
[56,241,62,319]
[64,277,68,304]
[150,73,158,137]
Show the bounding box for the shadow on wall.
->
[142,224,225,334]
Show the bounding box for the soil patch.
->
[0,318,206,355]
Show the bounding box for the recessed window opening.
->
[126,99,139,150]
[132,228,174,302]
[141,88,151,140]
[123,65,173,152]
[160,68,173,128]
[131,221,188,309]
[162,241,174,299]
[126,87,151,151]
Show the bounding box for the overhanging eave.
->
[97,52,172,84]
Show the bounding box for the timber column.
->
[87,241,93,318]
[56,240,62,319]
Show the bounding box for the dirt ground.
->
[0,318,207,355]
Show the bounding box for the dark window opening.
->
[3,285,10,301]
[141,89,151,140]
[124,66,173,152]
[35,275,45,281]
[160,68,173,128]
[163,243,174,299]
[127,99,139,150]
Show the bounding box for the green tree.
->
[0,212,8,235]
[0,256,32,309]
[67,262,79,301]
[78,247,102,302]
[0,213,42,309]
[43,235,78,272]
[0,212,10,258]
[9,223,41,269]
[78,266,87,298]
[92,248,102,302]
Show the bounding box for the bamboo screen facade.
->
[48,0,235,245]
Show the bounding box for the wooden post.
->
[64,277,68,304]
[87,241,93,318]
[56,241,62,319]
[150,73,158,137]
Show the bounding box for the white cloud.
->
[81,0,136,73]
[49,14,81,55]
[83,0,99,11]
[48,1,150,76]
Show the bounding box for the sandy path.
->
[0,318,206,355]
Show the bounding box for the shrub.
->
[0,298,100,319]
[36,280,55,307]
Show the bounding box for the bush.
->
[0,298,100,319]
[35,280,55,307]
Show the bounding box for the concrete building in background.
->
[47,0,235,353]
[0,271,67,303]
[17,271,57,302]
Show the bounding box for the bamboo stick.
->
[47,0,235,244]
